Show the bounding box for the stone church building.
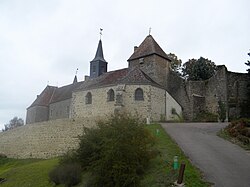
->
[26,35,249,124]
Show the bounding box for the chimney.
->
[84,75,90,81]
[134,46,138,52]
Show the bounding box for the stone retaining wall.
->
[0,118,95,159]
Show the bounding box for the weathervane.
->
[149,27,152,35]
[100,28,103,40]
[75,68,78,76]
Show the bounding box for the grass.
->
[0,124,209,187]
[0,158,59,187]
[218,129,250,150]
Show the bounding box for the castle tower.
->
[90,40,108,78]
[127,35,171,87]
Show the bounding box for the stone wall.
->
[26,106,49,124]
[167,71,192,120]
[227,71,249,119]
[49,99,71,120]
[71,86,117,119]
[128,54,170,87]
[72,84,179,122]
[0,118,95,159]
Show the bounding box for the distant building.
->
[26,35,249,124]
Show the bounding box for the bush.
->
[193,111,218,122]
[76,113,156,186]
[49,163,82,187]
[225,118,250,144]
[0,153,7,158]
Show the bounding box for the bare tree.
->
[2,117,24,132]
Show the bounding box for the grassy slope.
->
[0,158,58,187]
[0,124,209,187]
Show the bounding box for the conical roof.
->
[92,40,106,62]
[128,35,170,61]
[73,75,77,84]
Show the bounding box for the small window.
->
[85,92,92,104]
[107,89,115,102]
[50,110,53,116]
[135,88,144,101]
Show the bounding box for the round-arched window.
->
[85,92,92,104]
[135,88,144,101]
[107,89,115,102]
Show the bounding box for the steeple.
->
[90,39,108,78]
[92,40,106,62]
[73,75,77,84]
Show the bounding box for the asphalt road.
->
[161,123,250,187]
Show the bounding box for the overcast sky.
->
[0,0,249,129]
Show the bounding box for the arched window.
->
[85,92,92,104]
[107,89,115,102]
[135,88,144,101]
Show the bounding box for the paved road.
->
[161,123,250,187]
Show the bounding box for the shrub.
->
[59,150,78,165]
[225,118,250,144]
[193,111,218,122]
[49,163,81,187]
[76,113,156,186]
[0,153,7,158]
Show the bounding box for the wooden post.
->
[177,162,186,184]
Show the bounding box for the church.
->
[26,34,249,124]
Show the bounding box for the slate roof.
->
[49,82,82,104]
[28,86,57,108]
[91,40,107,62]
[76,67,162,91]
[128,35,171,61]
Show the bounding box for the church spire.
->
[92,39,106,62]
[89,31,108,78]
[73,68,78,84]
[73,75,77,84]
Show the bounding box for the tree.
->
[240,51,250,118]
[245,51,250,73]
[167,53,182,74]
[182,57,217,80]
[75,114,155,186]
[2,117,24,132]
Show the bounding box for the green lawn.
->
[0,157,58,187]
[0,124,209,187]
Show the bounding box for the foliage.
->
[218,101,226,122]
[219,119,250,149]
[240,51,250,118]
[182,57,217,80]
[245,51,250,73]
[76,114,156,186]
[225,118,250,141]
[49,163,82,187]
[193,111,218,122]
[167,53,182,74]
[2,116,24,132]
